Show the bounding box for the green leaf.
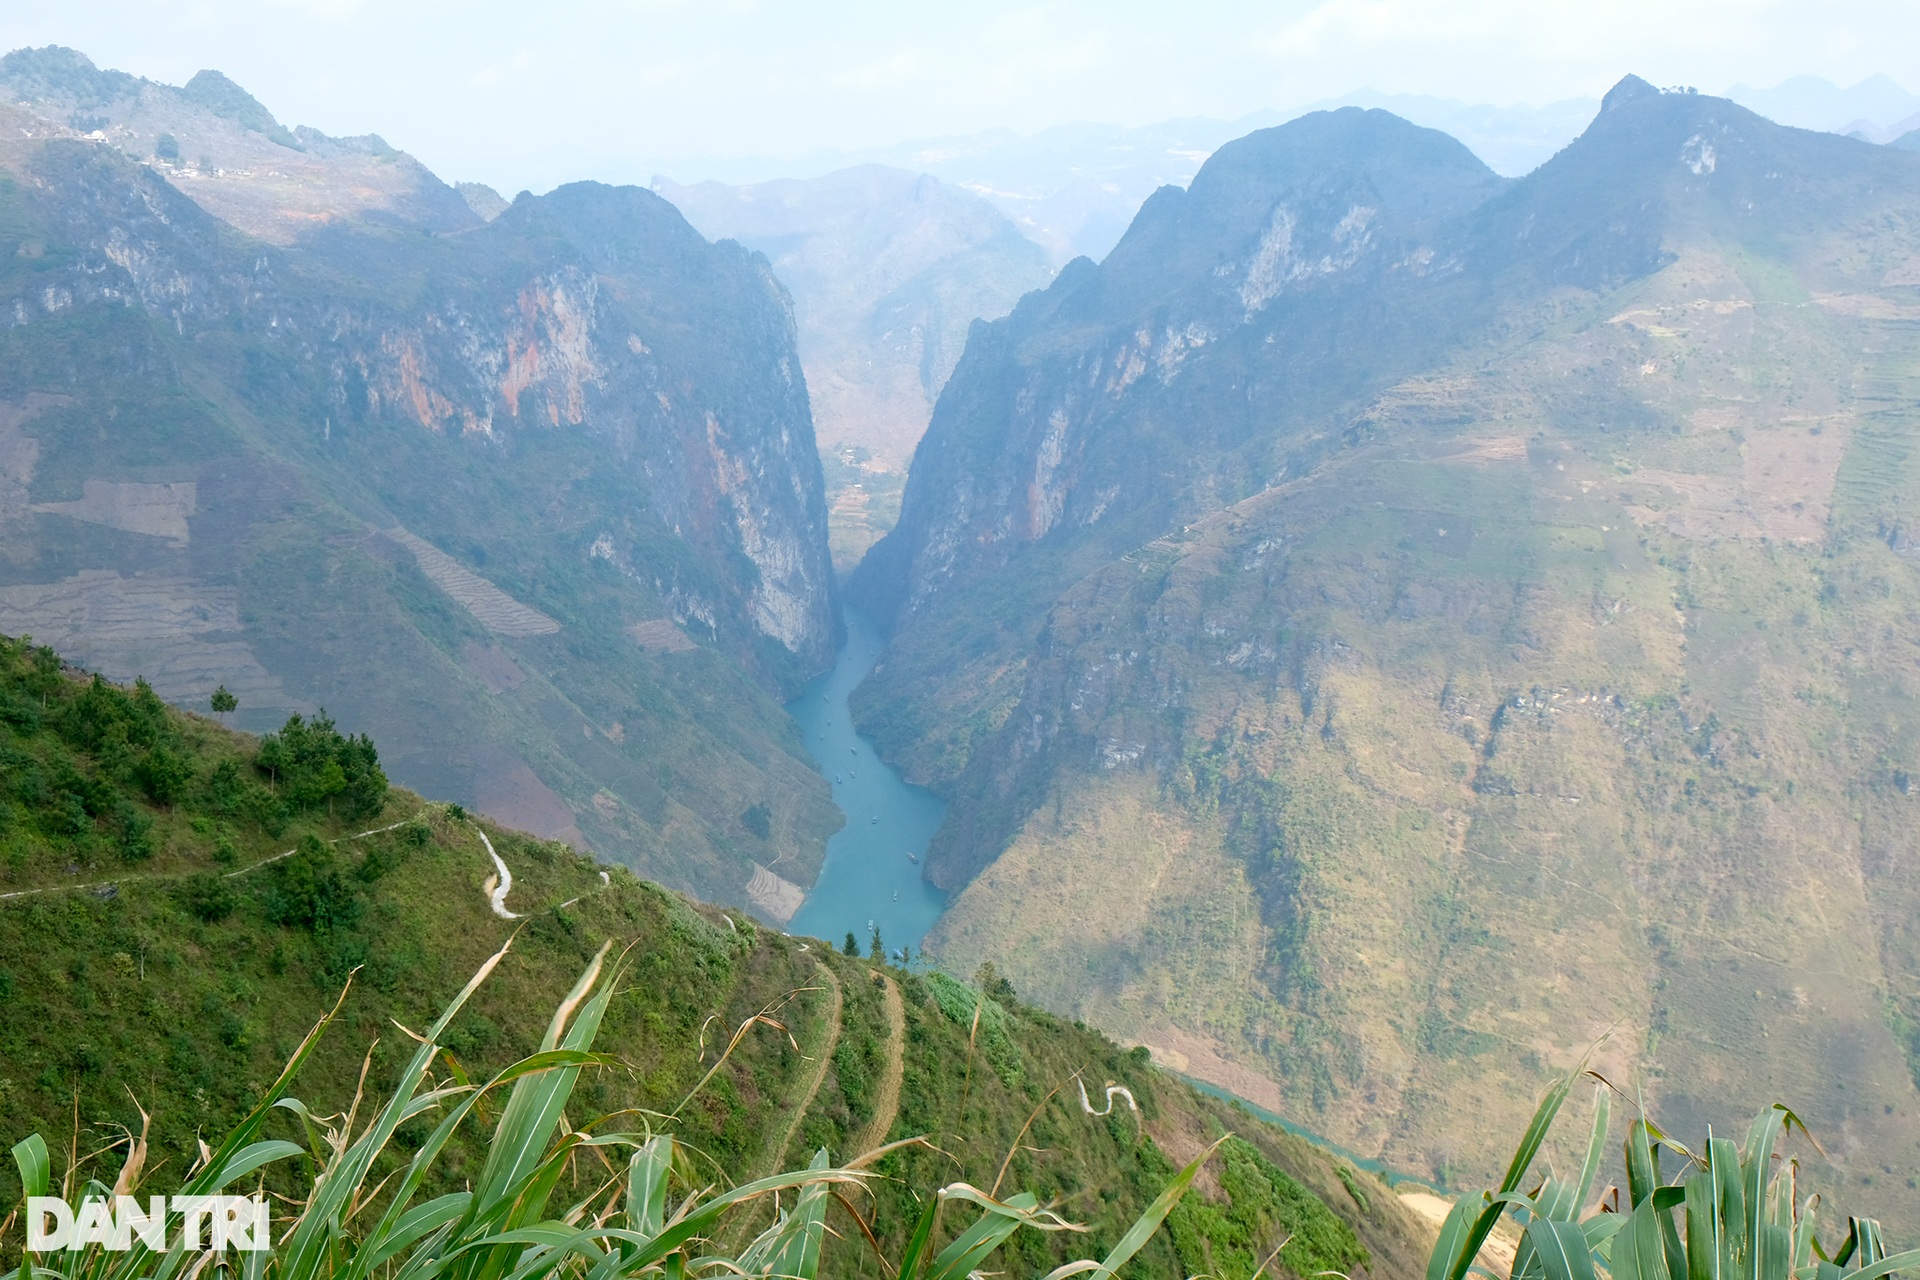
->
[1575,1086,1611,1214]
[1089,1135,1223,1279]
[896,1193,940,1280]
[11,1135,48,1201]
[625,1137,672,1243]
[927,1190,1041,1280]
[1503,1073,1578,1196]
[1526,1218,1599,1280]
[1842,1248,1920,1280]
[1613,1198,1674,1280]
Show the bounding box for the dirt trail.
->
[1398,1190,1518,1273]
[755,960,844,1179]
[851,974,905,1156]
[0,819,410,902]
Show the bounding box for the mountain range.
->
[852,75,1920,1214]
[8,36,1920,1228]
[0,46,840,912]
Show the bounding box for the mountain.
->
[659,96,1598,273]
[851,79,1920,1214]
[0,639,1436,1280]
[655,167,1053,571]
[0,46,479,243]
[0,52,843,913]
[1725,73,1920,141]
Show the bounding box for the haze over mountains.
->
[8,35,1920,1226]
[655,168,1051,571]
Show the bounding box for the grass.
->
[0,942,1219,1280]
[0,642,1433,1278]
[1434,1070,1920,1280]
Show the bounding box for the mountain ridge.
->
[848,77,1920,1213]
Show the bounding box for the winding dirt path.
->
[755,960,844,1178]
[850,974,905,1156]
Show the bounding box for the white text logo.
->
[26,1196,272,1252]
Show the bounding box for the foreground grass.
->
[0,640,1430,1278]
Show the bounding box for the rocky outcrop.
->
[851,109,1507,624]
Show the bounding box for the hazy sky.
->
[2,1,1915,193]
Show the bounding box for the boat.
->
[907,852,918,863]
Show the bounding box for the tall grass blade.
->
[1575,1087,1611,1214]
[1526,1218,1598,1280]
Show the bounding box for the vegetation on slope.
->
[0,639,1430,1277]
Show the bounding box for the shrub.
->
[255,712,387,820]
[262,834,362,933]
[180,872,237,922]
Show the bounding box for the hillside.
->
[0,51,843,911]
[850,79,1920,1215]
[0,637,1436,1279]
[657,168,1052,572]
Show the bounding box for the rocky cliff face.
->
[657,166,1052,572]
[853,109,1507,621]
[0,68,841,910]
[854,84,1920,1214]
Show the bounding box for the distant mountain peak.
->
[180,68,300,148]
[1601,74,1661,113]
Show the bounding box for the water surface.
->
[785,608,946,954]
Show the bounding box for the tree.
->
[153,132,178,160]
[868,925,884,962]
[210,685,237,722]
[974,961,1016,1002]
[842,931,860,957]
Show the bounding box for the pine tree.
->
[842,931,859,957]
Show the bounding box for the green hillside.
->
[851,82,1920,1217]
[0,635,1434,1278]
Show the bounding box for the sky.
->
[1,0,1916,194]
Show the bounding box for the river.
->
[784,607,947,955]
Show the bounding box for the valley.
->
[4,27,1920,1260]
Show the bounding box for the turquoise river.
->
[784,607,947,954]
